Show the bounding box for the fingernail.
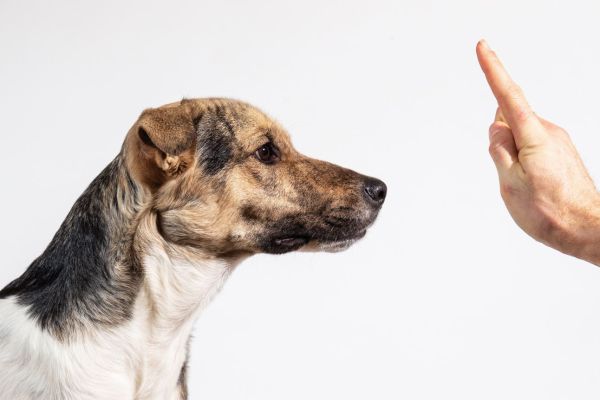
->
[479,39,490,50]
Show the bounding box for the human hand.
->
[477,40,600,265]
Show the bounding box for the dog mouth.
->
[259,209,378,255]
[308,229,367,252]
[272,236,310,251]
[269,228,367,254]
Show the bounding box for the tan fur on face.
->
[123,98,381,255]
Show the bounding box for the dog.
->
[0,98,386,399]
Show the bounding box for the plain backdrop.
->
[2,0,600,399]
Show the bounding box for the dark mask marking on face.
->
[197,114,233,175]
[255,212,367,254]
[241,205,263,222]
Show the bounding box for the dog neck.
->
[0,155,245,399]
[128,215,240,399]
[0,156,144,339]
[0,155,241,342]
[134,212,240,332]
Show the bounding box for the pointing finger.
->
[477,40,543,148]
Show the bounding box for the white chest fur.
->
[0,245,234,400]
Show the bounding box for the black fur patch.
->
[241,204,262,222]
[256,212,367,254]
[197,112,234,175]
[0,158,143,339]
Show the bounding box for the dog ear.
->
[127,104,198,191]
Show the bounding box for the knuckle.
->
[499,181,517,198]
[489,121,504,132]
[488,122,509,140]
[488,142,502,157]
[513,104,533,123]
[488,130,511,149]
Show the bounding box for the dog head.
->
[124,99,386,256]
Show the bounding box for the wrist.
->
[569,197,600,266]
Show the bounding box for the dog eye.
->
[255,142,280,164]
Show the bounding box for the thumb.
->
[488,121,518,173]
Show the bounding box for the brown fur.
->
[0,97,385,400]
[122,98,384,256]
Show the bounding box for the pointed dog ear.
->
[127,103,198,191]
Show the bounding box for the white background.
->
[2,1,600,399]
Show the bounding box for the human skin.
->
[476,40,600,266]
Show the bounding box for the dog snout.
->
[363,178,387,207]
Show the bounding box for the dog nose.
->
[363,178,387,206]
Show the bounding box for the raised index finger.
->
[476,40,543,147]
